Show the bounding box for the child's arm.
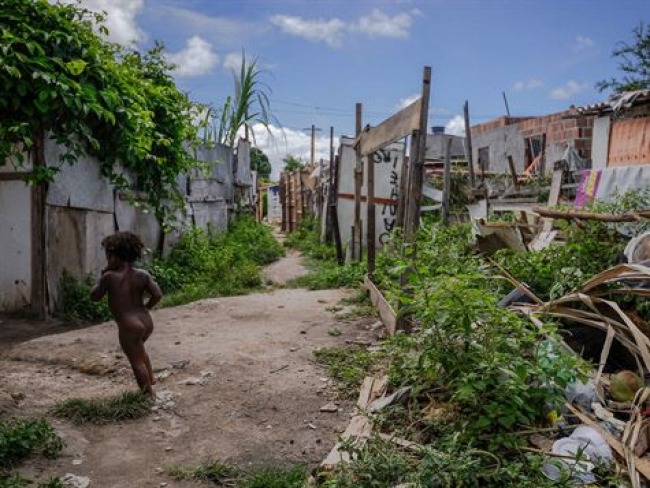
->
[143,272,162,310]
[90,272,109,301]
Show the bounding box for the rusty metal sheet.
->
[608,118,650,167]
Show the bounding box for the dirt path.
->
[1,247,375,487]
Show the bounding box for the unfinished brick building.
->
[470,110,595,174]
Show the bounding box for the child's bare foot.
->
[150,377,157,386]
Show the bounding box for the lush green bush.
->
[0,418,64,469]
[58,271,112,323]
[284,217,336,260]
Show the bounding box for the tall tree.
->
[250,147,272,179]
[597,23,650,93]
[282,155,304,172]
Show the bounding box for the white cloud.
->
[549,80,588,100]
[574,35,595,51]
[270,15,346,47]
[241,124,338,180]
[167,36,219,78]
[155,6,260,48]
[270,9,419,46]
[395,93,420,110]
[445,115,465,136]
[355,9,415,39]
[223,52,243,72]
[60,0,145,45]
[513,79,544,91]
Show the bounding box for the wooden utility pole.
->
[403,66,432,241]
[31,127,47,319]
[353,103,363,261]
[442,136,453,224]
[366,151,376,274]
[463,100,475,188]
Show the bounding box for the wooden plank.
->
[534,207,650,222]
[566,403,650,482]
[403,66,432,241]
[367,151,376,274]
[542,168,564,232]
[353,103,363,262]
[364,274,397,335]
[507,155,520,191]
[0,171,31,181]
[359,98,422,156]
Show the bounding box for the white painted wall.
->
[591,116,611,170]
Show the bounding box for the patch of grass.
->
[166,460,238,485]
[287,259,366,290]
[0,418,64,470]
[239,466,307,488]
[51,390,154,425]
[314,346,378,397]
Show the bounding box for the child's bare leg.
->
[119,329,153,395]
[144,352,156,386]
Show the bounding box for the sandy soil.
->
[0,249,376,487]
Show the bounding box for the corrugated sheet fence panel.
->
[0,180,31,310]
[608,118,650,167]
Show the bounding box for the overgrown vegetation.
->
[0,418,64,470]
[166,461,306,487]
[318,218,594,486]
[51,390,154,424]
[58,217,283,321]
[314,347,379,398]
[284,217,365,290]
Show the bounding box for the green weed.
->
[239,466,307,488]
[51,390,153,425]
[166,460,238,484]
[287,259,366,290]
[58,271,111,323]
[0,418,64,470]
[314,347,378,397]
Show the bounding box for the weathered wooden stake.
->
[366,151,376,274]
[353,103,363,261]
[463,100,475,188]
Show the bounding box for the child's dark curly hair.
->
[101,232,145,263]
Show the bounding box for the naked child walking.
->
[90,232,162,396]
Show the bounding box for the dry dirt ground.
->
[0,248,377,487]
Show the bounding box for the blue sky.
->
[81,0,648,175]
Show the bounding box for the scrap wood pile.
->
[313,204,650,487]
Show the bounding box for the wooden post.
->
[353,103,363,261]
[325,126,335,242]
[31,127,47,319]
[395,137,411,230]
[463,100,475,188]
[403,66,431,242]
[367,151,376,275]
[442,136,453,224]
[331,154,344,265]
[507,155,519,191]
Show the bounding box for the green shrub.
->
[0,418,64,469]
[58,271,111,323]
[51,391,153,425]
[288,260,366,290]
[240,466,307,488]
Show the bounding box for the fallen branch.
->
[533,207,650,222]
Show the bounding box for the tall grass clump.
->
[51,391,154,424]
